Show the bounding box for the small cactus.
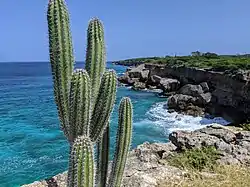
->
[47,0,133,186]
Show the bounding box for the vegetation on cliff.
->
[114,52,250,71]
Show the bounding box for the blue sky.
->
[0,0,249,62]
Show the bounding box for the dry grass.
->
[159,164,250,187]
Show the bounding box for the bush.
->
[168,146,220,171]
[116,53,250,71]
[240,123,250,131]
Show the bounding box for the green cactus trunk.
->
[47,1,133,186]
[89,70,117,142]
[85,18,106,107]
[69,69,91,141]
[108,97,133,187]
[96,126,110,187]
[47,0,74,140]
[67,136,94,187]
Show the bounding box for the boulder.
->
[132,82,146,90]
[167,94,205,116]
[200,82,210,92]
[118,72,140,85]
[149,75,162,85]
[197,92,212,105]
[127,64,149,82]
[159,78,180,93]
[178,84,204,97]
[140,70,150,81]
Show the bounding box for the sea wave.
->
[145,102,230,135]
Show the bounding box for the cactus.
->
[67,136,94,187]
[47,0,74,140]
[47,1,133,187]
[85,18,106,106]
[69,69,91,141]
[89,70,117,142]
[108,97,133,187]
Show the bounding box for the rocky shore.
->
[22,124,250,187]
[118,63,250,123]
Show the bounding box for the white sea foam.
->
[145,102,230,135]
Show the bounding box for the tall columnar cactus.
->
[69,69,91,141]
[108,97,133,187]
[67,136,94,187]
[85,18,106,106]
[47,0,74,140]
[47,0,133,187]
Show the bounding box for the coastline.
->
[117,62,250,124]
[22,124,250,187]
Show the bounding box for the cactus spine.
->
[47,1,133,187]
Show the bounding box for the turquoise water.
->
[0,62,229,187]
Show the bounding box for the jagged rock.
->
[167,83,212,116]
[198,92,212,105]
[185,105,205,116]
[159,78,180,93]
[118,72,140,85]
[167,94,205,116]
[169,124,250,165]
[200,82,210,92]
[178,84,204,97]
[140,70,150,81]
[127,64,149,82]
[149,75,162,85]
[132,82,146,90]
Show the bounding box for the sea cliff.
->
[118,63,250,123]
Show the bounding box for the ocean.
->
[0,62,229,187]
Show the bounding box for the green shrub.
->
[168,146,220,171]
[240,123,250,131]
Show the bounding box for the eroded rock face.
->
[145,64,250,121]
[178,84,204,97]
[169,124,250,165]
[118,63,250,121]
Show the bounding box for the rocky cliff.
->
[22,125,250,187]
[119,64,250,122]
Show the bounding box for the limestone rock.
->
[132,82,146,90]
[159,78,180,93]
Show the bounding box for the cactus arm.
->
[96,126,110,187]
[67,136,95,187]
[89,70,117,142]
[69,69,91,141]
[108,97,133,187]
[47,0,74,139]
[85,18,106,105]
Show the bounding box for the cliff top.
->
[113,52,250,71]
